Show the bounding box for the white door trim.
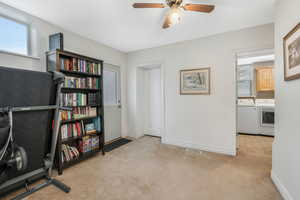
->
[135,61,166,142]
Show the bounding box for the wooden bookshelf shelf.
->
[47,49,105,175]
[61,132,101,143]
[61,136,83,143]
[62,149,101,169]
[61,116,98,124]
[63,104,101,108]
[49,49,101,64]
[60,69,101,78]
[61,87,100,92]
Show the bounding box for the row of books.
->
[61,135,100,163]
[60,117,101,140]
[60,93,99,107]
[61,107,97,121]
[60,93,87,107]
[61,144,80,163]
[61,122,84,140]
[64,76,100,89]
[87,93,99,105]
[79,136,100,153]
[60,58,101,75]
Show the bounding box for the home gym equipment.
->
[0,66,71,200]
[0,109,28,185]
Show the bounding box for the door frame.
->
[135,61,166,142]
[234,47,274,152]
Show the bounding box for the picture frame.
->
[180,68,210,95]
[283,22,300,81]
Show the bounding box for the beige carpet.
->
[3,135,282,200]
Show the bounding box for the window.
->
[237,65,254,97]
[0,16,29,55]
[103,69,119,105]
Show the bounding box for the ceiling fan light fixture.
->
[132,0,215,29]
[168,7,182,26]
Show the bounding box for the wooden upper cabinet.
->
[256,67,274,92]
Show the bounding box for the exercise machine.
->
[0,69,71,199]
[0,109,28,185]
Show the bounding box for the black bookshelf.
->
[61,116,98,124]
[46,50,105,175]
[63,104,101,108]
[60,69,101,78]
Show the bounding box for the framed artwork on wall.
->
[284,22,300,81]
[180,68,210,95]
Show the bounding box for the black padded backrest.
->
[0,66,55,178]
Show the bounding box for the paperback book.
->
[64,76,100,89]
[61,144,80,163]
[60,58,101,75]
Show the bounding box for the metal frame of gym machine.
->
[0,71,71,200]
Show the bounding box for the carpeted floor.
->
[3,135,282,200]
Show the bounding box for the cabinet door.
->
[256,67,274,91]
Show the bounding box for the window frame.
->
[103,65,121,106]
[0,14,31,56]
[237,64,255,98]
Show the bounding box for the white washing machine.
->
[258,105,275,136]
[237,105,260,134]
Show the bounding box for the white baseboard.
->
[271,170,294,200]
[162,138,236,156]
[143,128,161,137]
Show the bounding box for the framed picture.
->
[284,23,300,81]
[180,68,210,95]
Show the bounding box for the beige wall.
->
[127,24,274,155]
[272,0,300,199]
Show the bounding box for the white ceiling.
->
[0,0,275,52]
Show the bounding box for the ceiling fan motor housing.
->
[132,0,215,29]
[166,0,183,7]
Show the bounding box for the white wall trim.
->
[0,50,40,60]
[163,138,236,156]
[271,170,294,200]
[143,128,161,136]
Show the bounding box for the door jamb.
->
[136,62,166,143]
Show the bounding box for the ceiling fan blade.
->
[133,3,165,8]
[162,15,171,29]
[183,4,215,13]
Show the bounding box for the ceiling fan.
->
[132,0,215,29]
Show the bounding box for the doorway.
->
[235,49,275,151]
[136,64,164,138]
[103,63,122,143]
